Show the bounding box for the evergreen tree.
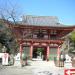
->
[0,20,19,54]
[69,31,75,54]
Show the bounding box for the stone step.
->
[30,61,55,67]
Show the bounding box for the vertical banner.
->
[2,53,9,65]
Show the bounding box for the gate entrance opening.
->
[32,47,47,60]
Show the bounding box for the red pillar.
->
[30,45,33,59]
[47,45,50,61]
[20,44,22,52]
[20,44,23,65]
[57,46,60,60]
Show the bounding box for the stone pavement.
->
[0,65,32,75]
[0,60,65,75]
[30,60,64,75]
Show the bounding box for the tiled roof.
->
[20,15,65,27]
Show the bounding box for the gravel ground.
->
[0,65,32,75]
[32,67,64,75]
[0,61,65,75]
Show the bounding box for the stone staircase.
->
[30,60,56,67]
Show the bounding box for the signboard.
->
[2,53,9,65]
[64,69,75,75]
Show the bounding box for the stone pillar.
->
[30,45,33,59]
[47,45,50,61]
[14,44,23,67]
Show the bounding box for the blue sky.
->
[0,0,75,25]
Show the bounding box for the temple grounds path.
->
[0,61,64,75]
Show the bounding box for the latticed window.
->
[50,35,57,40]
[50,30,57,40]
[37,29,44,39]
[50,30,57,35]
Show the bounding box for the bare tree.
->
[0,0,22,54]
[0,0,22,23]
